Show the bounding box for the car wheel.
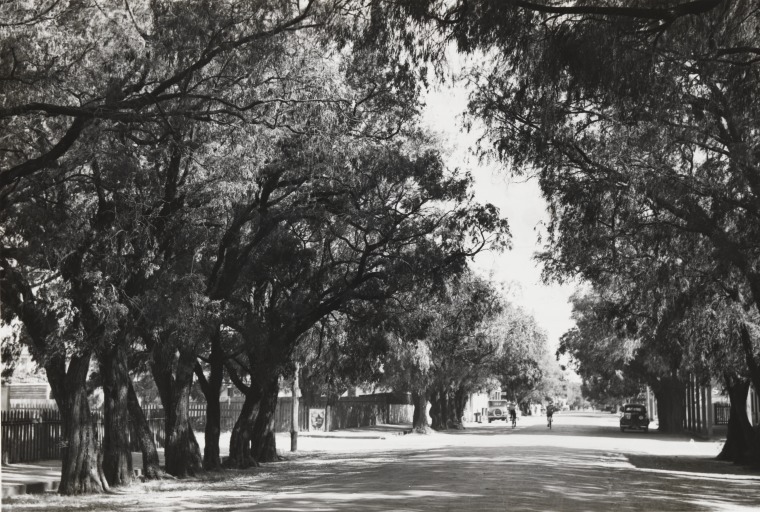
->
[620,427,625,432]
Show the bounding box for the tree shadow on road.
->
[245,444,760,512]
[5,432,759,512]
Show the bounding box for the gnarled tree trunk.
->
[55,354,110,495]
[1,268,107,495]
[100,342,133,487]
[251,377,280,463]
[228,388,260,468]
[126,381,165,479]
[195,327,225,471]
[152,343,203,477]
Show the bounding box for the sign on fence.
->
[309,409,326,431]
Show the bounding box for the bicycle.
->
[510,414,517,429]
[547,414,553,429]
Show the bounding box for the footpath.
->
[1,423,413,498]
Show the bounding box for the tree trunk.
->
[164,359,203,477]
[56,354,110,495]
[412,391,429,431]
[651,375,685,433]
[452,385,467,429]
[298,365,321,407]
[204,393,223,470]
[227,388,260,468]
[0,268,107,494]
[100,342,133,487]
[429,388,447,431]
[739,324,760,401]
[126,381,165,479]
[251,377,280,463]
[152,344,203,478]
[718,378,760,466]
[434,386,450,430]
[194,327,225,471]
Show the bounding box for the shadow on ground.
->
[627,454,760,477]
[4,416,757,512]
[7,444,759,512]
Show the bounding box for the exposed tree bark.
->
[126,381,166,480]
[52,250,114,494]
[651,375,686,433]
[718,377,760,466]
[0,265,107,494]
[151,342,203,477]
[251,377,280,463]
[55,354,110,495]
[411,391,429,431]
[227,388,261,468]
[100,342,133,486]
[194,326,225,471]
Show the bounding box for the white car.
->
[487,400,511,423]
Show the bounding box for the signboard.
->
[309,408,326,432]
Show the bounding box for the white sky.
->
[421,80,578,352]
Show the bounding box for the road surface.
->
[4,412,759,511]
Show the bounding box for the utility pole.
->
[290,362,300,452]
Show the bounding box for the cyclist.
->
[546,402,556,428]
[508,403,517,428]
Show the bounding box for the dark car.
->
[620,403,649,432]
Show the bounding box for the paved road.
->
[245,413,759,512]
[4,413,759,512]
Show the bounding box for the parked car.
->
[487,400,510,423]
[620,403,649,432]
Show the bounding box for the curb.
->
[2,467,141,498]
[300,434,387,439]
[300,428,413,439]
[2,479,59,498]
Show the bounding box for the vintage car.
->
[487,400,511,423]
[620,403,649,432]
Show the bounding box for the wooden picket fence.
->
[1,397,412,463]
[1,408,65,463]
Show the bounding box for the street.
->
[4,412,760,512]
